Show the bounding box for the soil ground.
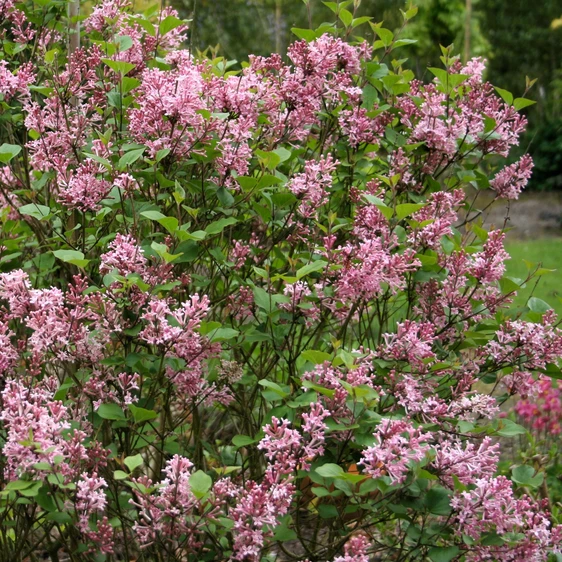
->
[470,190,562,240]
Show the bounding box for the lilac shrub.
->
[0,0,561,561]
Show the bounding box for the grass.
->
[504,238,562,317]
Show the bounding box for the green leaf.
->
[352,16,373,28]
[237,176,258,192]
[404,5,418,18]
[258,380,289,398]
[499,276,522,294]
[496,418,526,437]
[97,403,126,421]
[141,210,166,221]
[205,217,237,235]
[114,470,129,480]
[273,522,298,542]
[156,148,171,162]
[102,58,136,74]
[315,464,344,478]
[189,470,212,499]
[424,487,451,515]
[208,327,240,342]
[151,242,182,263]
[257,174,283,190]
[122,77,140,94]
[428,67,448,84]
[427,69,468,91]
[376,204,394,220]
[134,15,156,36]
[362,83,378,110]
[141,211,178,233]
[253,286,273,313]
[33,462,53,471]
[291,27,317,41]
[36,487,57,512]
[393,38,418,48]
[118,147,145,169]
[0,143,22,163]
[19,203,51,221]
[339,8,353,27]
[216,186,235,207]
[513,97,536,111]
[158,217,178,233]
[527,297,552,314]
[198,321,221,335]
[511,465,544,488]
[124,454,143,472]
[115,35,133,52]
[159,15,184,35]
[46,511,73,524]
[542,363,562,380]
[494,87,514,105]
[296,260,327,279]
[395,203,424,220]
[301,350,332,364]
[232,435,256,448]
[52,250,89,268]
[29,85,54,96]
[179,229,206,241]
[5,480,36,491]
[447,74,469,88]
[273,147,291,163]
[374,27,394,47]
[255,149,281,170]
[384,126,407,147]
[302,380,335,398]
[428,546,460,562]
[129,404,157,423]
[19,482,42,497]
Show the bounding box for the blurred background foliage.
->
[157,0,562,192]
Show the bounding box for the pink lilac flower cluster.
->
[409,189,465,249]
[516,377,562,434]
[58,158,112,211]
[288,155,338,218]
[259,409,328,473]
[0,0,36,43]
[432,436,500,486]
[85,1,187,69]
[0,375,110,535]
[75,473,114,554]
[132,421,329,562]
[359,418,431,484]
[380,320,436,369]
[0,270,109,364]
[486,310,562,370]
[451,476,562,561]
[301,357,377,431]
[398,57,527,175]
[334,237,420,303]
[0,60,34,100]
[333,533,372,562]
[132,455,209,549]
[228,474,294,561]
[129,54,209,159]
[0,379,72,479]
[491,154,534,200]
[411,229,514,338]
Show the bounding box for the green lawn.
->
[504,238,562,317]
